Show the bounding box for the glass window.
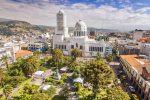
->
[80,46,83,49]
[76,43,78,47]
[71,45,74,49]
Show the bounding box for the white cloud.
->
[137,7,150,13]
[0,0,150,31]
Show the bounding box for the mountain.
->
[68,27,119,33]
[0,19,119,36]
[88,27,119,33]
[0,20,55,35]
[0,18,12,22]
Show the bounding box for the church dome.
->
[75,20,87,31]
[74,20,87,37]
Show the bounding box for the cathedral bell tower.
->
[56,10,69,37]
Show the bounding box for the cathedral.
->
[53,10,112,57]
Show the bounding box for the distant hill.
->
[88,27,119,33]
[0,18,12,22]
[68,27,119,33]
[0,20,55,35]
[0,19,119,36]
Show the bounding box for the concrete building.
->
[140,43,150,59]
[133,30,150,41]
[0,41,22,67]
[117,39,140,55]
[53,10,112,57]
[28,42,48,52]
[120,55,150,100]
[138,37,150,59]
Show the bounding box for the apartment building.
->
[120,55,150,100]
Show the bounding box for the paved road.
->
[109,62,132,95]
[110,61,140,99]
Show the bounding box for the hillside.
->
[0,19,119,36]
[0,20,55,35]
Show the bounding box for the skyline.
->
[1,0,150,31]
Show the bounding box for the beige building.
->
[133,30,150,41]
[120,55,150,100]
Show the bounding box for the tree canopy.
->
[83,59,114,97]
[71,48,81,61]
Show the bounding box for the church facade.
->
[53,10,112,57]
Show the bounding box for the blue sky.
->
[10,0,150,8]
[1,0,150,31]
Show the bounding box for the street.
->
[109,61,139,99]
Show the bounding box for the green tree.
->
[13,94,31,100]
[3,85,13,100]
[105,54,113,62]
[71,48,81,61]
[83,60,114,98]
[22,56,40,76]
[96,52,102,60]
[23,84,39,94]
[43,86,56,98]
[9,58,25,76]
[131,94,139,100]
[33,51,41,59]
[31,93,51,100]
[52,48,63,68]
[106,87,130,100]
[0,55,9,70]
[113,39,119,57]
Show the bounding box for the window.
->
[89,47,91,51]
[71,45,74,49]
[80,46,83,49]
[101,47,103,52]
[76,43,78,47]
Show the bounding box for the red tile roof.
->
[120,55,150,73]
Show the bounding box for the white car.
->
[129,86,135,92]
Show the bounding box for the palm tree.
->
[52,48,63,68]
[3,85,13,100]
[0,55,9,70]
[22,56,40,76]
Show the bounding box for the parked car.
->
[129,86,136,93]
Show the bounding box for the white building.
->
[53,10,112,57]
[140,43,150,59]
[133,30,150,41]
[0,41,22,67]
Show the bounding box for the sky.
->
[1,0,150,31]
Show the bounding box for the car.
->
[117,79,121,84]
[119,70,123,74]
[129,86,136,93]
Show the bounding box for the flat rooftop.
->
[120,55,150,74]
[15,50,33,59]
